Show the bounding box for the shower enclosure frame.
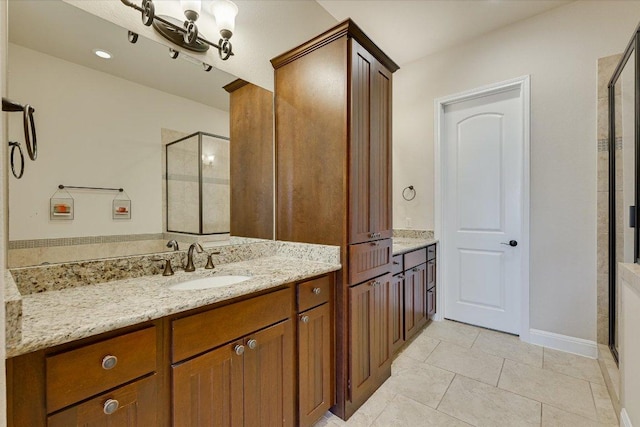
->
[608,23,640,364]
[165,131,230,235]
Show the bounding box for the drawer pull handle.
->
[370,281,380,287]
[398,275,405,280]
[103,399,119,415]
[301,315,310,324]
[393,261,399,265]
[101,355,118,370]
[234,344,245,356]
[412,268,418,272]
[247,339,258,350]
[312,287,321,295]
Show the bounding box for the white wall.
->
[7,44,229,240]
[392,0,640,341]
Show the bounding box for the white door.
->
[442,86,525,334]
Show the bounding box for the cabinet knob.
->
[312,287,321,295]
[301,315,310,324]
[393,261,399,265]
[101,355,118,370]
[412,267,418,272]
[103,399,119,415]
[234,344,245,356]
[247,339,258,350]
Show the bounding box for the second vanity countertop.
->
[392,237,438,256]
[7,256,340,358]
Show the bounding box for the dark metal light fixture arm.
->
[119,0,234,60]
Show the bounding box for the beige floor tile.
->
[426,341,505,386]
[472,329,543,367]
[385,359,455,408]
[391,353,421,374]
[541,404,601,427]
[422,320,481,348]
[371,394,471,427]
[398,331,440,362]
[543,348,605,384]
[344,383,396,426]
[499,359,597,420]
[590,382,619,426]
[437,375,541,427]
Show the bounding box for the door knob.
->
[501,240,518,247]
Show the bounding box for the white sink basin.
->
[168,275,251,290]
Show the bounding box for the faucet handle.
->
[204,251,221,269]
[162,259,174,276]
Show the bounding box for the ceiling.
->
[316,0,573,66]
[7,1,574,110]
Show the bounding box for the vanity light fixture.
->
[93,49,112,59]
[120,0,238,60]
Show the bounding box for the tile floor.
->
[315,320,618,427]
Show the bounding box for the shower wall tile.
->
[598,54,622,100]
[598,152,608,192]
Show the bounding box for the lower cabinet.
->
[389,274,405,354]
[404,263,428,341]
[349,273,392,408]
[298,303,332,426]
[172,320,295,427]
[297,274,334,427]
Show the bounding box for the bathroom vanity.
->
[5,243,340,427]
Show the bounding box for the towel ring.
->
[402,185,416,201]
[23,104,37,161]
[9,141,24,179]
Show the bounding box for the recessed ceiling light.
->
[93,49,112,59]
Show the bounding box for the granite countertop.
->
[392,237,438,256]
[7,256,340,358]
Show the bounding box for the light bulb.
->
[181,0,201,21]
[210,0,238,39]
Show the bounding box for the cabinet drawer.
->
[46,327,156,413]
[298,275,332,312]
[404,248,427,270]
[427,244,436,261]
[392,255,403,276]
[172,287,292,363]
[349,239,392,285]
[48,374,157,427]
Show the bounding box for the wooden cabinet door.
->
[349,39,375,244]
[298,304,333,427]
[404,264,428,341]
[390,274,405,354]
[172,341,244,427]
[349,281,374,402]
[427,259,436,290]
[371,273,392,375]
[370,58,393,241]
[48,375,157,427]
[348,274,391,406]
[244,320,295,427]
[349,39,393,244]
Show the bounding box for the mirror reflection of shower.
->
[166,132,230,235]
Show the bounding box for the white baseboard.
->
[621,409,633,427]
[529,329,598,359]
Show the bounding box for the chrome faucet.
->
[184,242,203,272]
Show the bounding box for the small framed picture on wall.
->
[50,198,74,220]
[113,199,131,220]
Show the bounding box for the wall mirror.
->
[608,28,639,362]
[6,0,273,268]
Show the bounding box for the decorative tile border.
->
[598,137,623,152]
[9,233,165,250]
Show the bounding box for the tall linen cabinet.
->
[272,19,398,420]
